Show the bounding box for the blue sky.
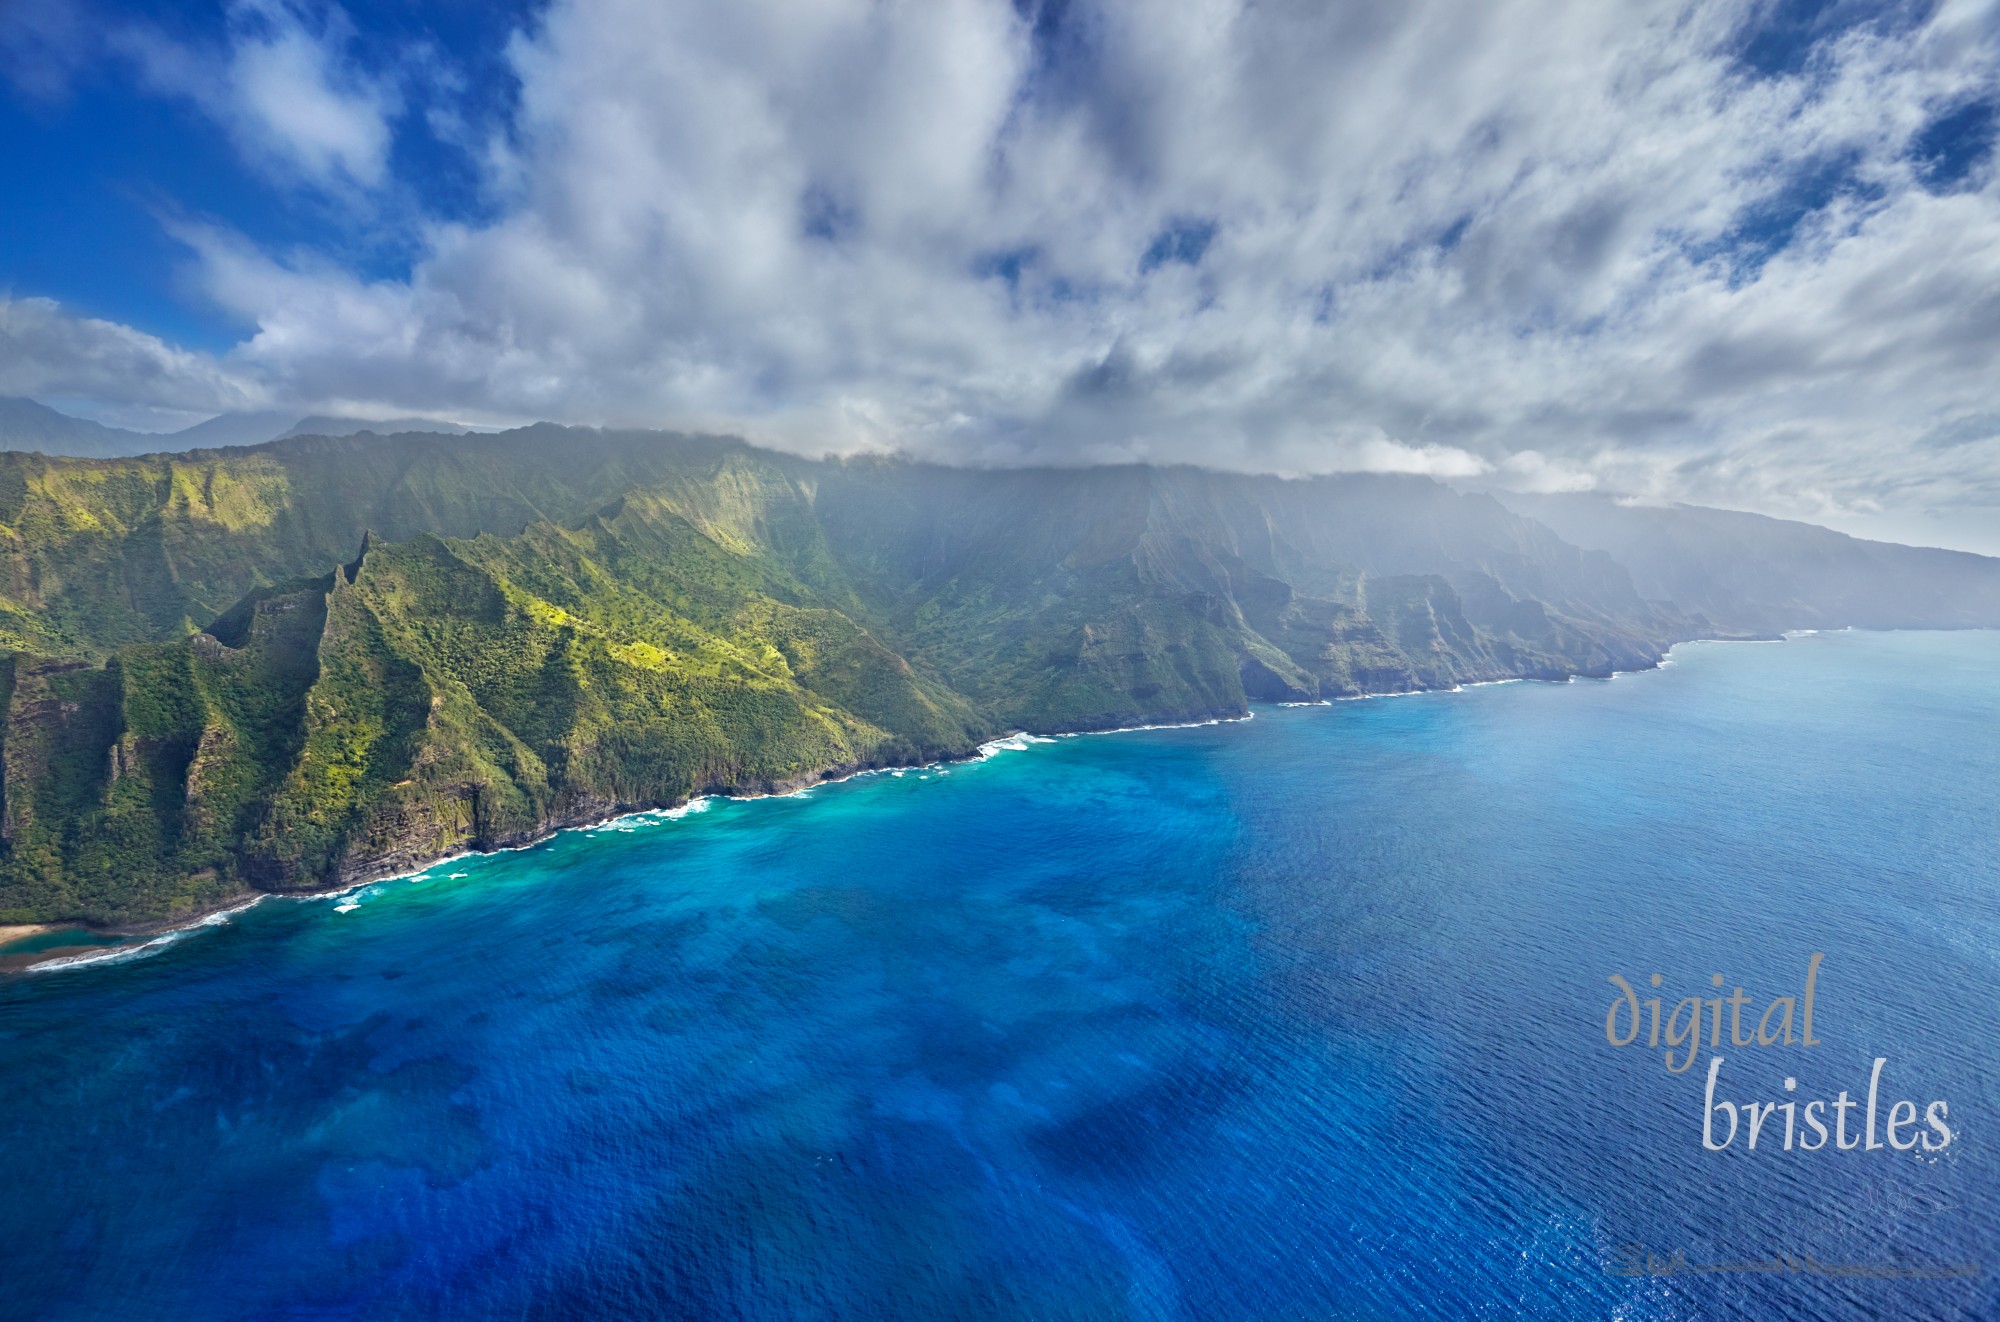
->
[2,0,1999,553]
[1,0,531,348]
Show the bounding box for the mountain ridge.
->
[0,395,482,459]
[1495,490,2000,634]
[1,426,1994,931]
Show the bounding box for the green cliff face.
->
[0,428,1694,927]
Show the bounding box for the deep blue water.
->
[4,630,1998,1321]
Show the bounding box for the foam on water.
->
[22,898,263,974]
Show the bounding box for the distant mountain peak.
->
[0,396,155,458]
[0,397,484,459]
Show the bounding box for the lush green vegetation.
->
[0,429,1689,927]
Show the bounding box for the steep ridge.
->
[1499,492,2000,634]
[0,427,1991,929]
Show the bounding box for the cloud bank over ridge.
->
[4,0,2000,550]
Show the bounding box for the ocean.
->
[3,629,1997,1320]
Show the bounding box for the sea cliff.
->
[4,426,1983,931]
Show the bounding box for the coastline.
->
[6,631,1812,975]
[4,899,266,975]
[2,713,1262,973]
[308,715,1255,897]
[7,734,1051,973]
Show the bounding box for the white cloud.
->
[10,0,2000,549]
[116,0,398,190]
[228,2,395,187]
[1497,451,1598,494]
[1347,438,1493,479]
[0,295,259,414]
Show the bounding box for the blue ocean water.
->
[3,630,1998,1320]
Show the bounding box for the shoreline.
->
[5,732,1055,972]
[5,898,267,975]
[309,715,1259,896]
[5,631,1820,974]
[4,713,1265,973]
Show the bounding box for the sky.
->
[2,0,1998,553]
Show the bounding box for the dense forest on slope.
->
[3,426,1995,928]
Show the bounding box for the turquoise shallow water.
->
[3,629,1998,1320]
